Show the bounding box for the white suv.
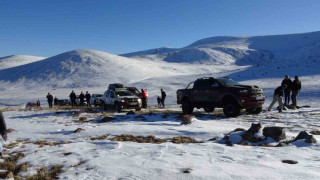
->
[91,94,103,106]
[101,88,142,112]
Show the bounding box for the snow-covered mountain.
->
[122,31,320,66]
[0,55,46,70]
[0,49,226,88]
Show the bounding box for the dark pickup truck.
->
[176,77,265,117]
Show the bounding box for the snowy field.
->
[1,106,320,179]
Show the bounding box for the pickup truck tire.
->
[204,106,215,113]
[246,107,262,114]
[223,100,240,117]
[135,108,141,111]
[115,103,121,113]
[182,100,194,114]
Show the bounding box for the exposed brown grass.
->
[310,130,320,135]
[109,134,201,144]
[89,134,109,141]
[26,165,64,180]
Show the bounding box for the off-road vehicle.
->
[176,77,265,117]
[101,88,142,112]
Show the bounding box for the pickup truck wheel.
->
[246,107,262,114]
[182,100,194,114]
[204,106,215,113]
[223,100,240,117]
[135,108,141,111]
[94,100,97,107]
[115,103,121,113]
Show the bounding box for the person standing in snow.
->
[46,93,53,108]
[291,76,301,109]
[281,75,292,106]
[0,111,8,155]
[85,91,91,107]
[157,96,161,107]
[141,89,147,108]
[268,84,286,112]
[69,90,77,107]
[36,100,41,108]
[160,89,166,107]
[79,92,85,107]
[54,97,58,106]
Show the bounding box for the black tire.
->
[94,100,97,107]
[115,103,121,113]
[223,100,240,117]
[246,107,262,114]
[203,106,215,113]
[135,108,141,111]
[182,100,194,114]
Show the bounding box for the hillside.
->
[0,49,228,89]
[0,55,45,70]
[122,31,320,66]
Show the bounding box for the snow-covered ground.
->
[2,106,320,179]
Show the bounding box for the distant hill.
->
[0,49,219,88]
[121,31,320,66]
[0,55,45,70]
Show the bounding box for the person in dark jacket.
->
[160,89,166,107]
[54,97,58,106]
[36,100,41,107]
[46,93,53,108]
[0,111,7,141]
[281,75,292,105]
[85,91,91,107]
[157,96,161,107]
[79,92,85,107]
[268,84,286,112]
[69,91,76,107]
[291,76,301,108]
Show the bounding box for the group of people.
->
[268,75,301,112]
[45,91,92,108]
[157,89,167,107]
[69,90,92,107]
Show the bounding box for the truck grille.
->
[126,99,138,103]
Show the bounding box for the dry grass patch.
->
[26,165,64,180]
[0,152,29,179]
[89,134,109,141]
[171,136,201,144]
[110,134,167,144]
[310,130,320,135]
[32,140,69,148]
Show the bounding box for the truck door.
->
[192,79,210,103]
[207,79,221,105]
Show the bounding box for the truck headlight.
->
[138,99,142,103]
[121,99,125,103]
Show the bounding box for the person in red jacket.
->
[141,89,148,108]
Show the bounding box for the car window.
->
[186,82,194,89]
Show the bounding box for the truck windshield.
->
[217,79,241,86]
[116,91,133,97]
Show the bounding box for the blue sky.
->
[0,0,320,57]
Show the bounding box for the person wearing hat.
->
[268,84,287,112]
